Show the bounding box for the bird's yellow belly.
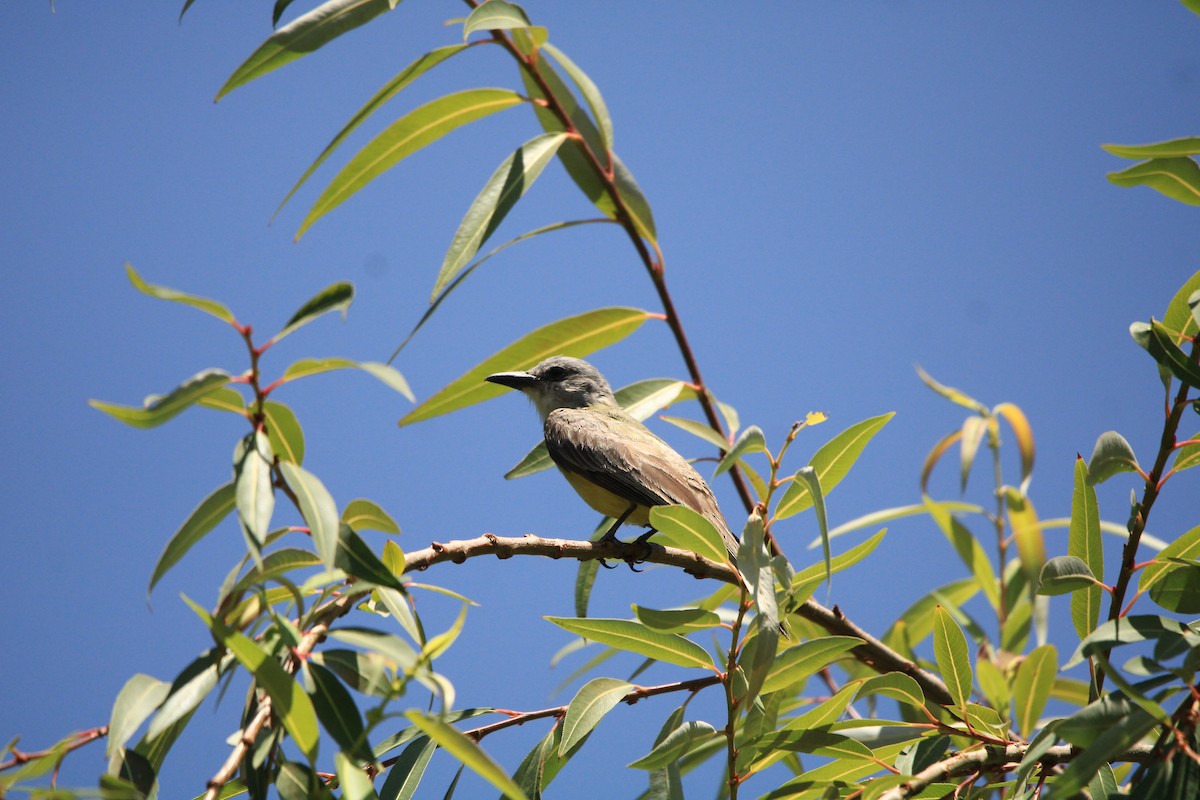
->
[560,470,651,526]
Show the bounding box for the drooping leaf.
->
[793,466,831,586]
[922,496,1000,610]
[334,523,403,590]
[91,369,232,429]
[462,0,544,43]
[544,617,714,670]
[932,606,972,710]
[297,89,525,238]
[146,650,223,740]
[915,366,988,413]
[713,424,765,477]
[377,735,435,800]
[234,431,275,550]
[335,750,381,800]
[1106,156,1200,205]
[279,461,339,568]
[1037,556,1101,596]
[774,413,893,519]
[1064,614,1200,668]
[1135,319,1200,388]
[1103,137,1200,159]
[1148,562,1200,613]
[400,307,651,425]
[329,627,418,671]
[560,677,632,756]
[262,401,305,465]
[124,263,236,324]
[649,505,731,566]
[760,636,863,695]
[217,0,399,100]
[341,498,400,534]
[1004,488,1045,588]
[403,711,527,800]
[1068,457,1104,639]
[148,482,236,596]
[275,44,469,218]
[308,662,373,765]
[107,674,170,758]
[1013,644,1057,734]
[627,721,718,770]
[270,282,354,344]
[1086,430,1141,485]
[542,43,613,153]
[993,402,1035,491]
[433,132,568,298]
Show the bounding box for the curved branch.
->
[876,742,1154,800]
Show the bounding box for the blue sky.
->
[4,2,1200,797]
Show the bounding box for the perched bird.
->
[486,356,739,562]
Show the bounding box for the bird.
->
[485,355,739,563]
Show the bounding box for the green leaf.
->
[1013,644,1057,734]
[91,368,232,428]
[124,263,235,324]
[1050,704,1160,797]
[915,365,988,413]
[1140,524,1200,599]
[1086,430,1140,485]
[994,402,1036,492]
[308,662,372,765]
[542,43,612,153]
[279,461,339,568]
[1106,156,1200,205]
[649,505,731,565]
[216,0,398,101]
[234,431,275,549]
[760,636,863,695]
[1004,488,1045,587]
[659,415,731,451]
[633,606,721,634]
[1137,319,1200,388]
[610,155,658,244]
[958,415,988,493]
[855,671,926,710]
[107,674,170,758]
[341,498,400,534]
[400,307,651,425]
[223,548,321,608]
[197,386,248,415]
[560,677,632,756]
[271,282,353,344]
[378,736,435,800]
[462,0,547,44]
[146,650,223,740]
[790,530,887,603]
[275,44,469,218]
[921,496,1000,610]
[1148,562,1200,613]
[297,89,525,238]
[544,617,714,670]
[1173,432,1200,473]
[627,721,718,770]
[793,466,831,586]
[335,523,404,590]
[713,424,765,477]
[148,482,236,596]
[433,132,568,298]
[932,606,972,709]
[335,750,380,800]
[1065,614,1200,668]
[329,627,418,670]
[1037,556,1101,596]
[1103,137,1200,159]
[1068,457,1104,639]
[1164,270,1200,340]
[263,401,305,465]
[278,762,332,800]
[403,711,528,800]
[775,413,894,519]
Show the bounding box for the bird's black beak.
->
[485,370,539,391]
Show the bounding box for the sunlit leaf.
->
[790,530,887,603]
[335,750,380,800]
[1106,156,1200,205]
[560,677,632,756]
[279,461,339,568]
[197,386,248,415]
[760,636,863,695]
[433,132,568,298]
[633,606,721,634]
[91,369,232,429]
[298,89,525,238]
[627,721,718,770]
[713,425,765,477]
[462,0,543,42]
[1068,457,1104,639]
[1037,556,1101,596]
[234,431,275,549]
[107,674,170,758]
[659,415,730,451]
[270,282,353,344]
[1064,614,1200,668]
[1135,319,1200,388]
[334,523,403,590]
[915,365,987,413]
[263,401,305,465]
[650,505,731,566]
[1004,488,1045,588]
[1103,137,1200,159]
[543,43,613,153]
[217,0,398,100]
[775,413,893,519]
[932,606,972,710]
[1148,562,1200,613]
[922,496,1000,610]
[1013,644,1056,734]
[403,711,527,800]
[400,307,651,425]
[124,263,235,324]
[544,617,714,670]
[146,650,223,740]
[341,498,400,535]
[793,466,831,586]
[148,482,236,596]
[377,735,435,800]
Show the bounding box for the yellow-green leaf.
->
[544,617,714,671]
[1013,644,1057,735]
[404,711,527,800]
[775,413,894,519]
[124,263,235,324]
[1068,457,1103,639]
[1107,156,1200,205]
[91,369,232,429]
[932,606,972,710]
[649,505,731,566]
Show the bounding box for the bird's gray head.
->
[486,356,617,420]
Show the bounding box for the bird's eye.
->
[542,366,568,381]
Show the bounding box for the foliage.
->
[5,2,1200,799]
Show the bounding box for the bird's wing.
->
[544,406,725,522]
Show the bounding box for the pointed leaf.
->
[793,466,831,585]
[91,369,232,429]
[560,677,632,756]
[1069,457,1104,639]
[378,736,435,800]
[341,498,400,534]
[197,386,248,415]
[271,282,353,344]
[298,89,524,237]
[922,496,1000,610]
[146,650,223,740]
[915,366,988,413]
[1103,137,1200,159]
[217,0,397,100]
[1148,562,1200,613]
[403,711,527,800]
[276,44,469,217]
[775,413,893,519]
[790,530,887,603]
[335,523,403,589]
[235,431,275,549]
[335,750,380,800]
[1106,156,1200,205]
[263,401,305,465]
[124,263,235,324]
[1004,488,1045,587]
[107,674,170,758]
[279,461,339,568]
[958,415,988,493]
[932,606,972,709]
[1038,555,1101,596]
[1086,430,1140,484]
[760,636,863,695]
[855,672,926,710]
[1140,319,1200,388]
[1065,614,1200,668]
[1164,270,1200,340]
[713,424,765,477]
[544,617,714,670]
[308,662,372,764]
[148,482,236,595]
[400,307,651,425]
[659,415,730,451]
[627,721,718,770]
[543,43,612,152]
[433,132,568,298]
[649,505,730,565]
[462,1,545,44]
[1013,644,1057,734]
[994,402,1035,491]
[633,606,721,634]
[1173,432,1200,473]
